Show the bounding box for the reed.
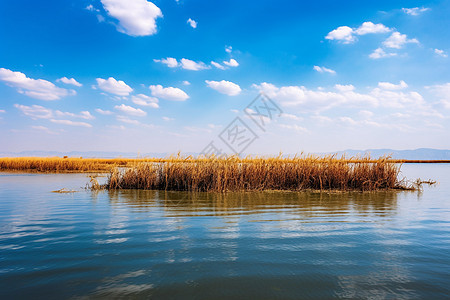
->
[0,157,162,172]
[103,154,411,192]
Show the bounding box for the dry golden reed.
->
[104,154,409,192]
[0,157,162,173]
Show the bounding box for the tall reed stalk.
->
[104,155,408,192]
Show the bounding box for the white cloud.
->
[114,104,147,116]
[187,18,197,28]
[95,108,114,115]
[180,58,209,70]
[162,116,174,121]
[55,110,95,120]
[358,110,374,119]
[253,82,426,111]
[441,100,450,109]
[31,125,58,135]
[205,80,241,96]
[223,58,239,67]
[0,109,5,113]
[0,68,75,100]
[14,104,53,119]
[182,80,191,85]
[225,46,232,53]
[131,94,159,108]
[100,0,163,36]
[116,115,140,125]
[154,57,178,68]
[369,48,397,59]
[427,83,450,109]
[335,84,355,92]
[313,66,336,74]
[383,32,419,49]
[281,113,302,121]
[326,22,391,44]
[435,49,448,58]
[278,124,308,132]
[378,80,408,90]
[96,77,133,96]
[15,103,95,121]
[211,61,226,70]
[325,26,355,43]
[50,119,92,128]
[86,4,100,12]
[354,22,390,35]
[57,77,82,87]
[149,84,189,101]
[402,7,430,16]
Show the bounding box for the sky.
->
[0,0,449,155]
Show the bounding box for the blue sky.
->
[0,0,449,155]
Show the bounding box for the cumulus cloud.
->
[14,104,53,119]
[335,84,355,92]
[131,94,159,108]
[187,18,197,28]
[154,57,178,68]
[326,22,391,44]
[369,48,397,59]
[205,80,241,96]
[182,80,191,85]
[382,32,419,49]
[149,84,189,101]
[50,119,92,128]
[358,110,374,119]
[95,108,114,115]
[180,58,209,70]
[313,66,336,74]
[55,110,95,120]
[116,115,140,125]
[114,104,147,116]
[96,77,133,96]
[278,124,308,132]
[100,0,163,36]
[86,4,98,12]
[325,26,355,43]
[31,125,58,135]
[223,58,239,67]
[281,113,302,121]
[225,46,232,53]
[354,22,390,35]
[57,77,82,87]
[0,68,75,100]
[435,49,448,58]
[252,82,426,111]
[427,83,450,109]
[15,103,95,122]
[378,80,408,90]
[402,7,430,16]
[211,61,226,70]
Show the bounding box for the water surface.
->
[0,164,449,299]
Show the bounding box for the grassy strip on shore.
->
[101,155,413,192]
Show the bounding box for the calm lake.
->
[0,164,449,299]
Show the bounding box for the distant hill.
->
[332,148,450,160]
[1,148,449,160]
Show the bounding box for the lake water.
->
[0,164,449,299]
